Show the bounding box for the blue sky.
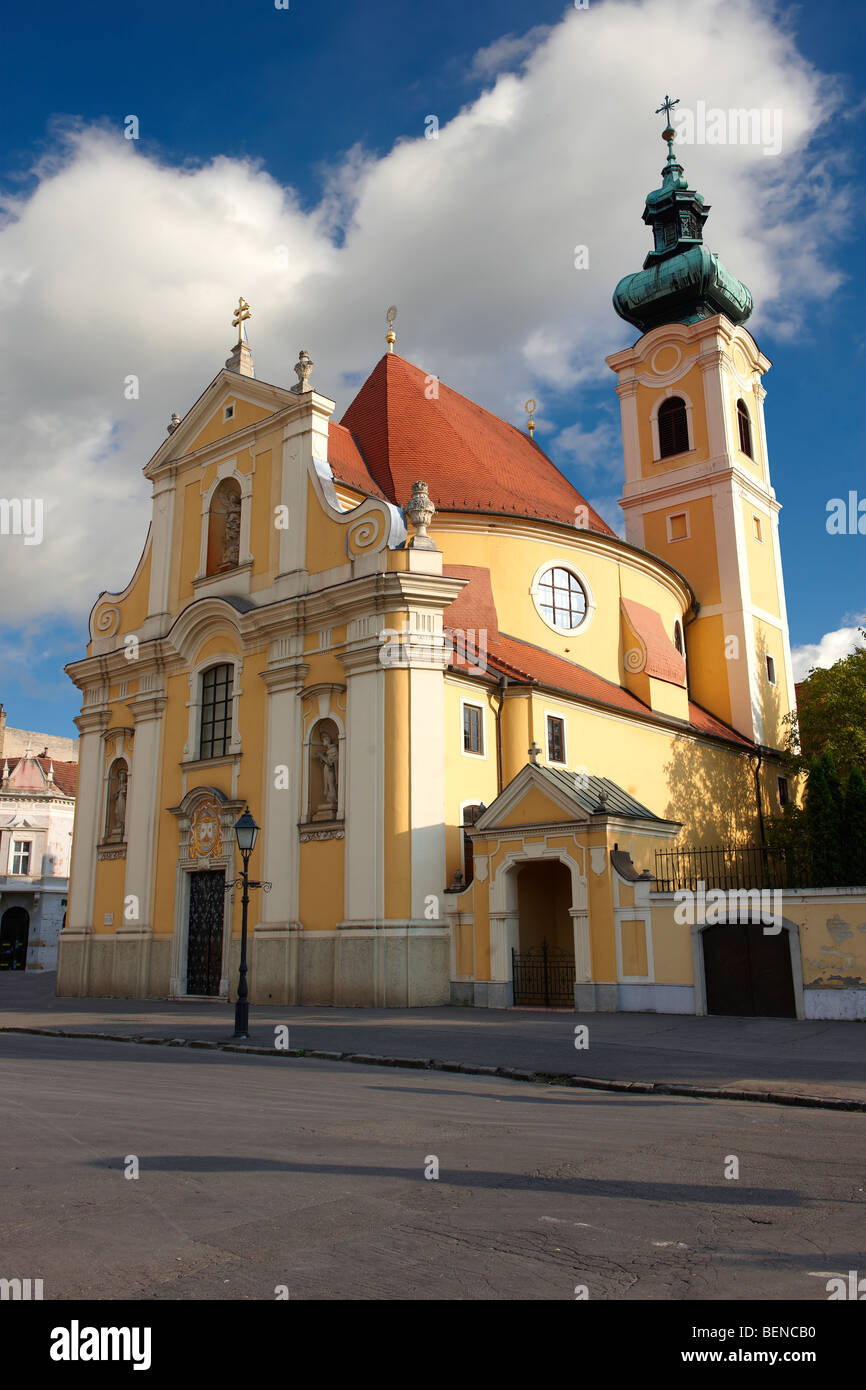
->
[2,0,865,739]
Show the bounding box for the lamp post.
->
[227,808,271,1040]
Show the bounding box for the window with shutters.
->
[199,664,234,759]
[657,397,689,458]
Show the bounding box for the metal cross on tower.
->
[655,93,680,142]
[232,296,251,345]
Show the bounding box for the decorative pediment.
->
[143,370,300,478]
[474,764,677,835]
[475,765,593,832]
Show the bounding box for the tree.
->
[784,637,866,781]
[843,764,866,887]
[805,757,844,886]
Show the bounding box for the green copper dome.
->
[613,124,752,335]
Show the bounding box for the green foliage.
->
[785,638,866,780]
[843,764,866,887]
[805,757,844,887]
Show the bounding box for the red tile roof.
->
[338,353,615,533]
[483,633,752,746]
[438,567,751,752]
[442,564,500,638]
[4,756,79,797]
[620,597,686,687]
[326,421,388,501]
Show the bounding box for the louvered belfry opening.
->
[657,397,689,458]
[737,399,753,458]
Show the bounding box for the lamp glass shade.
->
[234,808,259,853]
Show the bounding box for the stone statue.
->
[221,490,241,568]
[110,766,127,839]
[317,733,338,806]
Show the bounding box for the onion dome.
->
[613,100,752,334]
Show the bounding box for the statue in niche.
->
[221,489,241,568]
[311,725,339,821]
[206,479,242,575]
[106,761,128,841]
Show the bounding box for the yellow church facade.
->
[61,129,862,1019]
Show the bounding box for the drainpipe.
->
[753,747,767,848]
[493,674,508,794]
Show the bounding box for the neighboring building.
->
[58,119,865,1019]
[0,740,78,971]
[0,707,80,765]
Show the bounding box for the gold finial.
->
[232,296,251,346]
[525,398,536,440]
[386,304,397,353]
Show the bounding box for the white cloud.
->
[0,0,847,627]
[469,25,554,78]
[791,622,866,682]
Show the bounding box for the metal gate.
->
[186,870,226,995]
[512,939,576,1007]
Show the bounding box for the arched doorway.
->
[701,920,797,1018]
[0,907,30,971]
[512,860,575,1005]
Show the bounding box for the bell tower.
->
[606,99,796,750]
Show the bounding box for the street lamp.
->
[227,807,270,1040]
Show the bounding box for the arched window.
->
[736,399,753,458]
[461,804,485,887]
[657,397,689,458]
[674,620,684,656]
[199,664,234,760]
[105,757,129,841]
[206,478,242,576]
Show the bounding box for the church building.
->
[61,113,827,1017]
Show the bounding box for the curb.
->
[1,1025,864,1112]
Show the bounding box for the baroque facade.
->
[60,126,863,1018]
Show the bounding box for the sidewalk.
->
[2,973,864,1108]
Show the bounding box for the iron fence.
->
[653,844,811,893]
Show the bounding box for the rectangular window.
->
[766,654,776,685]
[667,511,689,542]
[462,703,483,755]
[199,664,234,759]
[11,840,31,875]
[777,776,789,807]
[223,403,235,422]
[547,715,566,764]
[753,514,763,542]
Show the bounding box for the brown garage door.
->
[702,922,796,1018]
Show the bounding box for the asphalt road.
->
[1,1033,864,1300]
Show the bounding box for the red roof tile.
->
[452,629,752,749]
[326,421,388,501]
[620,597,686,687]
[442,565,500,638]
[4,756,78,797]
[340,353,615,533]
